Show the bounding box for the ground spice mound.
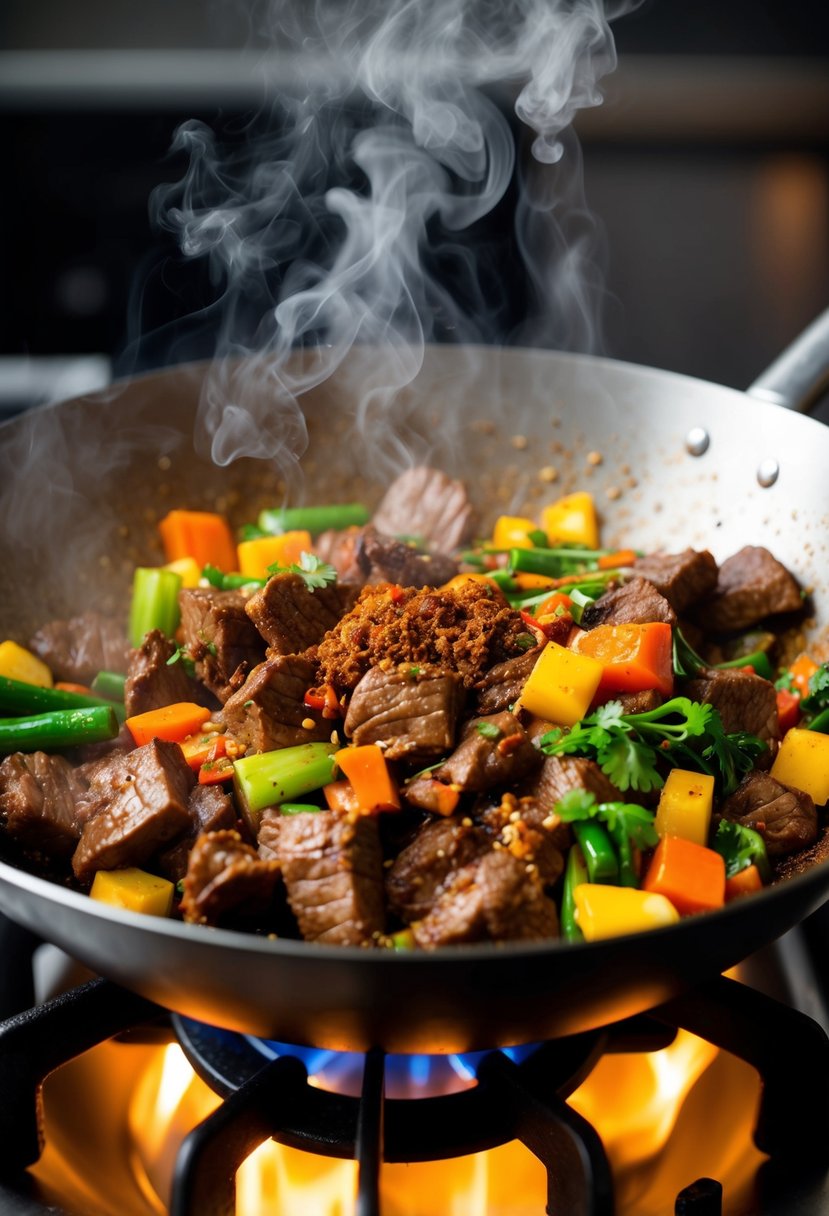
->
[316,581,532,694]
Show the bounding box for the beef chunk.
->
[244,573,353,656]
[517,754,622,812]
[157,784,237,882]
[179,588,266,703]
[221,655,331,753]
[476,646,544,715]
[720,770,817,857]
[355,526,459,588]
[477,793,568,887]
[634,549,718,613]
[437,712,541,792]
[277,811,385,945]
[402,774,459,815]
[72,739,195,882]
[317,580,530,695]
[774,827,829,882]
[683,669,779,742]
[344,664,464,762]
[581,578,677,629]
[29,612,130,685]
[0,752,88,858]
[124,630,214,717]
[698,546,803,634]
[609,689,664,715]
[412,850,558,948]
[180,830,280,927]
[371,466,476,555]
[313,526,365,583]
[386,816,491,922]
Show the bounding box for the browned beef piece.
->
[683,669,779,742]
[633,549,718,613]
[386,816,491,922]
[221,656,330,754]
[774,827,829,881]
[72,739,195,882]
[244,573,354,656]
[476,646,544,715]
[371,466,476,555]
[581,578,677,629]
[344,664,464,762]
[594,689,664,716]
[157,784,237,882]
[124,630,214,717]
[313,527,365,583]
[719,771,817,857]
[355,526,459,588]
[276,811,385,945]
[257,805,283,862]
[698,546,803,634]
[517,754,621,813]
[180,830,281,927]
[412,850,558,948]
[437,711,541,793]
[0,752,88,858]
[402,774,458,815]
[179,588,266,703]
[478,792,571,884]
[29,612,130,685]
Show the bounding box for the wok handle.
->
[747,306,829,413]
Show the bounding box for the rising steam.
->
[147,0,635,476]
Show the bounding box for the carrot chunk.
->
[126,702,212,747]
[642,834,725,916]
[323,779,360,815]
[725,864,764,901]
[333,744,400,813]
[158,510,237,573]
[571,622,674,697]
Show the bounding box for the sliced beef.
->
[179,588,266,703]
[476,646,544,715]
[257,805,284,863]
[386,816,491,922]
[221,655,331,754]
[277,811,385,945]
[517,754,622,813]
[719,770,817,857]
[0,751,88,858]
[124,629,214,717]
[313,526,365,583]
[633,549,718,613]
[436,711,541,793]
[317,580,530,695]
[344,664,464,762]
[697,546,803,634]
[371,466,477,555]
[72,739,195,882]
[683,669,779,742]
[29,612,130,685]
[581,577,676,629]
[355,526,459,588]
[180,829,281,927]
[157,784,237,882]
[244,573,354,656]
[412,850,558,948]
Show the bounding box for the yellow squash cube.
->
[540,491,599,549]
[574,884,679,941]
[0,640,53,688]
[518,640,603,726]
[491,515,538,550]
[236,531,313,579]
[163,556,202,588]
[90,868,174,917]
[654,769,715,846]
[770,728,829,805]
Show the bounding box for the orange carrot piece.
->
[323,779,360,815]
[180,731,229,771]
[126,702,212,747]
[55,681,96,697]
[333,744,400,813]
[513,573,558,590]
[428,781,460,817]
[571,622,674,697]
[158,509,237,573]
[642,835,725,916]
[725,864,764,901]
[597,549,637,570]
[790,654,819,699]
[198,756,235,785]
[535,592,573,619]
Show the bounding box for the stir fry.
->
[0,467,826,948]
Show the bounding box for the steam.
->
[145,0,634,476]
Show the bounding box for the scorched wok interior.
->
[0,467,827,949]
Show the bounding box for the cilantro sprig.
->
[712,820,771,882]
[267,551,338,591]
[166,643,196,679]
[555,789,658,886]
[802,662,829,716]
[539,696,766,796]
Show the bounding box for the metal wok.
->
[0,322,828,1054]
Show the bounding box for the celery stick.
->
[233,742,338,819]
[129,568,182,648]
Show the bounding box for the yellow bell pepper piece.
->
[770,728,829,806]
[492,515,538,550]
[163,556,202,588]
[236,530,313,580]
[90,868,174,917]
[0,640,53,688]
[654,769,715,846]
[541,491,599,549]
[574,883,680,941]
[517,640,603,726]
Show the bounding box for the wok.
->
[0,321,828,1054]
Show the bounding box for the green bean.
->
[0,705,119,755]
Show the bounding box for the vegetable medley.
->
[0,468,827,949]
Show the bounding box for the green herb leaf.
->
[267,551,338,591]
[515,633,536,652]
[166,644,196,679]
[774,670,796,693]
[554,789,658,849]
[476,721,503,741]
[201,563,226,589]
[712,820,771,881]
[802,663,829,715]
